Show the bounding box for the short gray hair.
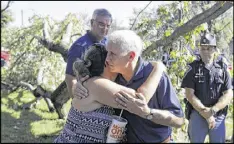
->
[92,9,112,20]
[108,30,143,57]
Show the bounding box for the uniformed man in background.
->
[181,32,233,143]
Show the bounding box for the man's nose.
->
[102,27,109,33]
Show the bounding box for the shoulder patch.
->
[82,42,87,47]
[76,41,87,47]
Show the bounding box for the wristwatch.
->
[146,108,153,120]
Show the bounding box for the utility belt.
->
[183,98,228,120]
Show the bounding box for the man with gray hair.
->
[65,8,112,98]
[75,30,185,142]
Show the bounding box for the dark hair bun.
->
[73,58,91,78]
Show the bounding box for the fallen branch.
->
[34,36,68,62]
[20,81,35,91]
[130,1,152,30]
[1,1,12,13]
[142,1,233,56]
[50,81,69,119]
[19,81,55,112]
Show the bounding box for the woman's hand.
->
[72,75,89,99]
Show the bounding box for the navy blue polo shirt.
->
[115,57,184,143]
[66,30,107,76]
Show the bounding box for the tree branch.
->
[8,51,27,71]
[1,81,21,93]
[71,33,81,38]
[61,22,73,46]
[19,81,35,91]
[216,20,232,33]
[130,1,152,30]
[1,1,12,13]
[43,19,51,41]
[142,1,233,57]
[37,59,46,85]
[34,36,68,62]
[8,37,35,71]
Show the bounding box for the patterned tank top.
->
[54,105,115,143]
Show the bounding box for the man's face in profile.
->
[105,42,130,73]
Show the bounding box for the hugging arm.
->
[91,61,165,109]
[74,60,165,102]
[137,61,166,103]
[116,60,166,107]
[86,77,136,108]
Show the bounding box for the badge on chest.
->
[195,64,205,83]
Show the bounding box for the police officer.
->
[181,32,233,143]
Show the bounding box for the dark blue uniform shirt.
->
[66,30,107,76]
[115,57,184,143]
[181,59,233,115]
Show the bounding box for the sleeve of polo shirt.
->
[181,65,195,89]
[65,42,84,76]
[156,73,184,117]
[222,67,233,91]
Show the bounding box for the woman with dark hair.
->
[54,43,165,143]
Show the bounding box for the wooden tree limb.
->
[19,81,35,91]
[34,36,68,62]
[37,59,46,85]
[130,1,152,30]
[61,22,73,46]
[8,37,35,72]
[1,1,12,13]
[8,51,27,71]
[19,81,56,112]
[71,33,81,38]
[216,20,232,33]
[142,1,233,57]
[50,81,69,119]
[1,81,21,93]
[43,19,51,41]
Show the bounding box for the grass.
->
[1,89,233,143]
[1,89,68,143]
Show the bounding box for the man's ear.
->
[129,51,136,61]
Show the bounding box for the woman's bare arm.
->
[73,61,165,109]
[86,61,165,108]
[85,77,136,109]
[137,61,166,103]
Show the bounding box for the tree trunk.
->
[50,81,70,119]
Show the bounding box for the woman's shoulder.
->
[85,76,114,86]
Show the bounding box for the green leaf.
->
[155,20,162,29]
[164,29,172,37]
